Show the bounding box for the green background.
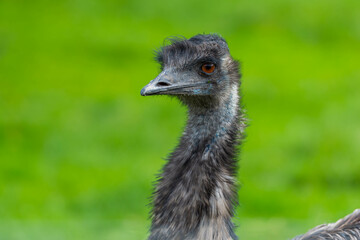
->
[1,0,359,239]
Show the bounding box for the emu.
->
[140,34,360,240]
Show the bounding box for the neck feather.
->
[149,85,243,240]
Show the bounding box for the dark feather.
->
[293,209,360,240]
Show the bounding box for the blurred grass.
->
[0,0,360,239]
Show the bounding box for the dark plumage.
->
[142,34,243,239]
[141,34,360,240]
[294,209,360,240]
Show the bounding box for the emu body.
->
[294,209,360,240]
[141,34,360,240]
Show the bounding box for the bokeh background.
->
[1,0,359,239]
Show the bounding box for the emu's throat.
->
[185,85,239,151]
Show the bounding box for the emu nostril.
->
[156,81,171,87]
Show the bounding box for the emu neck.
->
[149,87,241,240]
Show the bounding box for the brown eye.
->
[201,63,215,74]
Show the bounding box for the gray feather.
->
[293,209,360,240]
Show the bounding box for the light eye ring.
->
[200,63,216,75]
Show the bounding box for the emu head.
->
[141,34,240,107]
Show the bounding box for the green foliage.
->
[0,0,359,239]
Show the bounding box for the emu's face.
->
[141,35,237,98]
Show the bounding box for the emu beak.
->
[141,71,207,96]
[140,71,173,96]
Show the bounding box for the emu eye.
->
[201,63,215,74]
